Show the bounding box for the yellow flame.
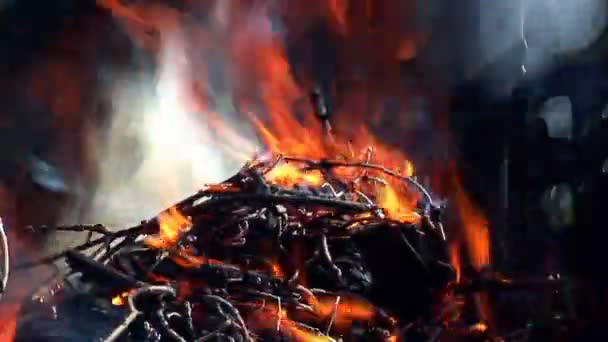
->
[111,291,130,306]
[145,207,192,248]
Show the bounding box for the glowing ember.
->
[270,262,284,278]
[111,291,130,306]
[470,322,488,333]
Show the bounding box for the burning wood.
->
[7,149,459,341]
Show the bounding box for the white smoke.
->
[476,0,607,97]
[76,32,260,227]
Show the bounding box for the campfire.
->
[0,1,580,340]
[0,0,491,338]
[5,118,466,341]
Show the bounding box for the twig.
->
[320,235,343,280]
[0,218,9,296]
[204,295,252,342]
[156,308,188,342]
[188,193,374,213]
[276,296,282,332]
[197,320,234,341]
[326,295,340,334]
[282,156,436,207]
[13,225,146,270]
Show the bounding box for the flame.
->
[450,168,493,327]
[270,262,284,278]
[402,160,415,177]
[473,293,493,332]
[0,304,19,342]
[470,322,488,333]
[145,207,192,248]
[111,291,130,306]
[245,293,380,340]
[449,242,461,283]
[327,0,350,35]
[4,1,432,340]
[61,0,423,334]
[377,184,420,224]
[265,163,324,188]
[94,0,422,225]
[452,173,490,271]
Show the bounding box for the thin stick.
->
[282,156,435,206]
[325,295,340,334]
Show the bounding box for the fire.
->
[377,184,420,224]
[0,304,19,342]
[46,0,428,336]
[145,207,192,248]
[270,262,284,278]
[96,0,422,226]
[265,163,324,188]
[250,297,379,342]
[452,175,490,270]
[111,291,130,306]
[470,322,488,333]
[450,168,493,328]
[327,0,349,35]
[0,0,498,339]
[449,242,461,283]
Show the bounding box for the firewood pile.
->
[5,150,471,341]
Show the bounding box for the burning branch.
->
[9,151,451,341]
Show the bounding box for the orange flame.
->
[470,322,488,333]
[96,0,422,224]
[452,174,490,270]
[450,169,493,327]
[270,262,284,278]
[145,207,192,249]
[449,242,461,284]
[377,184,420,224]
[111,291,130,306]
[246,293,380,340]
[0,304,19,342]
[4,2,431,341]
[265,163,324,188]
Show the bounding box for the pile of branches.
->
[11,153,457,341]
